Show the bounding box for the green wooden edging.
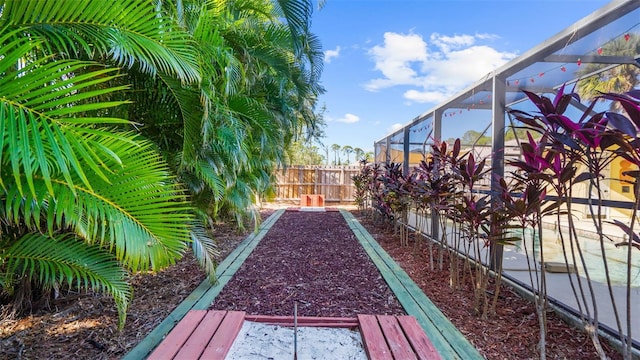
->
[123,209,285,360]
[340,210,483,360]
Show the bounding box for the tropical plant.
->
[0,0,324,330]
[352,160,373,211]
[0,18,195,328]
[509,87,640,359]
[163,0,324,227]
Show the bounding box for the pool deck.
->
[124,208,482,360]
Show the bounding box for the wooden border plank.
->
[358,314,393,360]
[245,315,359,328]
[200,311,246,359]
[341,210,482,360]
[173,311,226,359]
[123,210,284,360]
[377,315,418,360]
[147,310,207,360]
[397,316,442,360]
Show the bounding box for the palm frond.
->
[0,36,134,198]
[189,220,219,283]
[3,233,132,328]
[1,0,201,83]
[3,136,194,272]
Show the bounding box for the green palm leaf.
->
[189,220,219,283]
[0,0,200,83]
[2,136,193,272]
[2,233,132,328]
[0,35,133,198]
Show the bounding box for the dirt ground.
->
[0,206,625,359]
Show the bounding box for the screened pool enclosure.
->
[373,0,640,351]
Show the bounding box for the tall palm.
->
[354,147,365,162]
[331,144,341,165]
[343,145,354,164]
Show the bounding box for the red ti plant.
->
[596,90,640,359]
[453,151,505,317]
[352,159,375,212]
[502,132,559,359]
[509,86,640,359]
[413,139,464,271]
[376,162,413,245]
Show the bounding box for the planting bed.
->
[354,211,624,360]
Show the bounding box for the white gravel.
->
[225,321,368,360]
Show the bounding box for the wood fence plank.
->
[173,311,226,359]
[147,310,207,360]
[397,316,442,360]
[200,311,246,359]
[358,314,393,360]
[377,315,418,360]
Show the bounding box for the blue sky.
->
[310,0,612,155]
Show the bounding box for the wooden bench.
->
[147,310,441,360]
[300,194,324,207]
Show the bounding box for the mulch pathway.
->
[211,210,406,317]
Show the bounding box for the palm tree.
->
[331,144,342,165]
[0,0,198,327]
[0,0,324,328]
[576,33,640,111]
[365,151,374,162]
[354,147,364,162]
[138,0,324,227]
[343,145,354,165]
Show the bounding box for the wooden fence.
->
[273,166,359,203]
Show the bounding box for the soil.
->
[0,206,625,359]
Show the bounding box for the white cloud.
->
[404,89,449,104]
[336,113,360,123]
[429,33,475,53]
[364,31,517,104]
[365,32,427,91]
[324,46,341,63]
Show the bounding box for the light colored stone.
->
[225,321,367,360]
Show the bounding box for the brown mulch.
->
[0,206,626,359]
[0,210,274,360]
[211,210,405,317]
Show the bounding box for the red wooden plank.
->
[377,315,418,360]
[147,310,208,360]
[397,316,442,360]
[173,310,226,359]
[245,315,359,327]
[200,310,246,359]
[358,314,393,360]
